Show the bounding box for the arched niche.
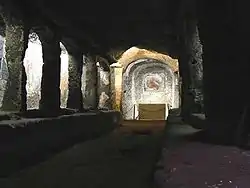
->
[23,33,69,109]
[122,58,180,120]
[23,32,43,109]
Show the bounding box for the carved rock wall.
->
[81,55,98,109]
[24,40,69,109]
[0,15,27,111]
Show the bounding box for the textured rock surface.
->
[0,14,27,111]
[117,47,179,72]
[0,80,7,107]
[67,51,83,109]
[97,62,110,109]
[81,55,98,109]
[186,25,203,112]
[177,0,204,115]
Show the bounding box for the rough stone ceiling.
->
[117,47,179,72]
[3,0,184,55]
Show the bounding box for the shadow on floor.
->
[155,118,250,188]
[0,130,164,188]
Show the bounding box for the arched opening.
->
[59,43,69,108]
[110,46,180,120]
[0,14,6,109]
[23,33,69,109]
[23,32,43,109]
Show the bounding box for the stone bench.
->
[0,111,121,177]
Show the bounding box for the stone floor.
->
[0,130,162,188]
[1,120,250,188]
[154,123,250,188]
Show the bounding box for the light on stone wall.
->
[23,38,69,109]
[59,42,69,108]
[0,35,7,108]
[23,36,43,109]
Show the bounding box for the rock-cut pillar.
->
[82,55,98,109]
[37,27,61,113]
[67,51,83,110]
[0,14,28,112]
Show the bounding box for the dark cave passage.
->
[0,0,250,187]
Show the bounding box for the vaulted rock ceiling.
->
[1,0,188,57]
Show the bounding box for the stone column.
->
[177,0,204,116]
[196,1,250,140]
[185,24,204,112]
[179,21,204,115]
[178,50,194,117]
[110,62,123,111]
[67,50,83,110]
[82,55,98,109]
[0,14,28,112]
[37,27,61,113]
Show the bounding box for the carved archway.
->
[110,47,180,116]
[122,58,180,120]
